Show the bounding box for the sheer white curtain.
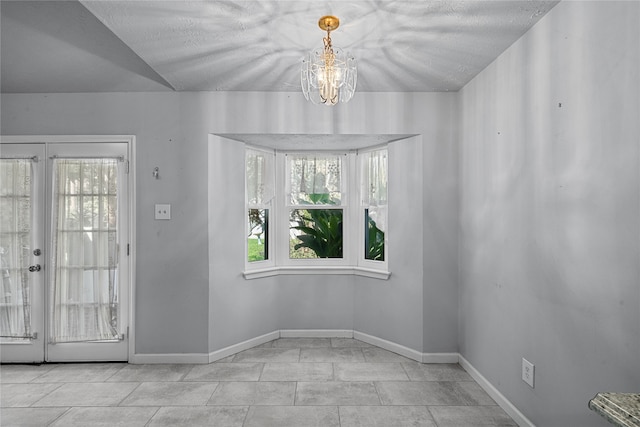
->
[0,159,33,340]
[246,149,274,206]
[50,158,119,343]
[361,149,388,232]
[287,154,343,205]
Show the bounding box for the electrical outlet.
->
[155,204,171,220]
[522,358,535,388]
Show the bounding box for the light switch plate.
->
[155,204,171,220]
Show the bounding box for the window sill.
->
[243,266,391,280]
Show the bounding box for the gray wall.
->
[1,91,459,356]
[458,2,640,426]
[1,93,211,354]
[205,93,459,354]
[354,136,424,350]
[2,3,637,424]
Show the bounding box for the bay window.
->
[245,146,388,279]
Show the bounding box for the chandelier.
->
[301,16,357,106]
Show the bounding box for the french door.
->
[0,139,131,362]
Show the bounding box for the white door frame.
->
[0,135,136,362]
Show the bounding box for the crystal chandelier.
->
[301,16,357,106]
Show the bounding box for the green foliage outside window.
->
[247,209,268,262]
[290,193,343,259]
[365,210,385,261]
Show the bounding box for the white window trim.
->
[243,266,390,280]
[243,146,390,280]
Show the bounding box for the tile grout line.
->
[372,380,384,406]
[257,362,266,381]
[142,406,162,427]
[241,404,251,427]
[28,382,65,407]
[115,381,143,407]
[179,364,195,382]
[45,406,73,427]
[399,361,412,381]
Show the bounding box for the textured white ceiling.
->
[1,0,559,93]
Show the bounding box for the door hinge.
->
[118,326,129,341]
[127,244,130,256]
[125,160,130,174]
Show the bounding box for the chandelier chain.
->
[323,32,335,67]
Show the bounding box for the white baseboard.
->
[208,330,280,363]
[280,329,353,338]
[130,352,210,364]
[132,329,447,367]
[354,331,426,363]
[421,352,461,363]
[459,355,535,427]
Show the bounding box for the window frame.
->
[243,145,389,280]
[244,146,275,271]
[357,146,389,272]
[278,151,353,268]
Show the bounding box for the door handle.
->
[28,264,41,272]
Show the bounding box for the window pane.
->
[365,209,385,261]
[288,155,342,205]
[289,209,343,259]
[248,209,268,262]
[361,149,388,207]
[246,150,273,205]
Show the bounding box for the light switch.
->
[155,204,171,220]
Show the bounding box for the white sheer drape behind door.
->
[0,159,33,340]
[50,159,119,343]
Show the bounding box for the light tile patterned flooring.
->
[0,338,517,426]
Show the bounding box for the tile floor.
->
[0,338,517,426]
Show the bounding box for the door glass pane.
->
[0,159,33,341]
[50,159,119,343]
[289,209,343,259]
